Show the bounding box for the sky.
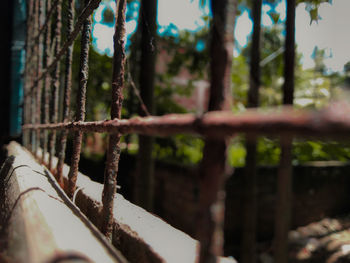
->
[92,0,350,73]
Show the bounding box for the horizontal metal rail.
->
[22,102,350,138]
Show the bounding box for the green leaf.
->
[309,8,319,24]
[269,12,280,24]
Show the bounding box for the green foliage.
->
[297,0,332,23]
[160,29,210,78]
[154,135,204,165]
[228,137,246,167]
[228,137,281,167]
[82,0,350,168]
[228,137,350,167]
[226,1,349,167]
[102,7,114,24]
[149,28,210,164]
[235,23,287,108]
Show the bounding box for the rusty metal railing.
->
[21,0,347,262]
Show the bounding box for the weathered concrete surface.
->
[2,141,126,263]
[36,143,236,263]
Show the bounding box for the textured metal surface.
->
[283,0,296,105]
[241,1,262,262]
[67,0,92,198]
[21,102,350,138]
[134,0,157,213]
[274,136,293,263]
[48,0,62,170]
[31,0,40,153]
[196,1,237,262]
[20,0,346,261]
[25,0,60,67]
[274,1,296,262]
[42,0,52,163]
[25,0,102,96]
[57,0,75,186]
[33,0,59,48]
[101,0,127,238]
[35,0,43,157]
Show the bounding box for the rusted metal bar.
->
[101,0,127,238]
[134,0,157,212]
[56,0,75,186]
[274,0,296,262]
[67,0,92,198]
[48,0,62,171]
[35,0,44,157]
[241,0,262,262]
[42,0,52,164]
[30,94,36,153]
[24,0,102,97]
[21,102,350,138]
[274,136,293,263]
[31,0,40,154]
[25,0,60,67]
[283,0,296,105]
[247,3,262,109]
[241,138,258,263]
[196,0,237,262]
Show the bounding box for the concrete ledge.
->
[3,141,127,263]
[34,142,236,263]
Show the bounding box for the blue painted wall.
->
[10,0,26,137]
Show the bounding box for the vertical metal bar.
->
[274,0,296,262]
[56,0,75,186]
[100,0,127,238]
[247,0,262,109]
[241,0,262,262]
[196,0,237,262]
[134,0,157,211]
[31,0,40,154]
[283,0,296,106]
[48,0,62,170]
[67,0,92,198]
[42,0,52,164]
[35,0,44,157]
[274,136,293,263]
[241,140,258,262]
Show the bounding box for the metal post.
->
[48,0,62,170]
[67,0,92,198]
[101,0,127,238]
[56,0,75,186]
[42,0,52,164]
[274,0,296,262]
[241,0,262,262]
[196,0,237,262]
